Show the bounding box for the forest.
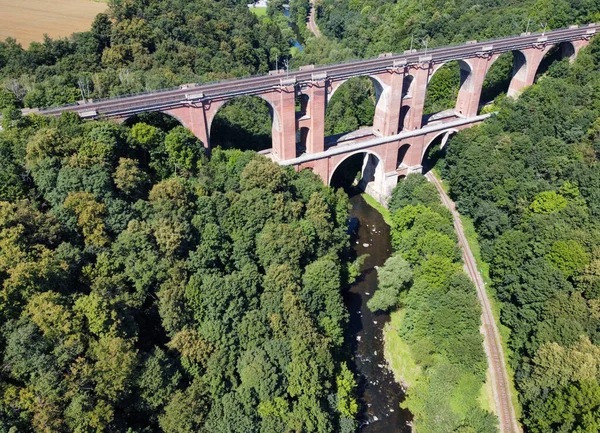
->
[369,175,497,432]
[2,0,600,431]
[313,0,600,59]
[0,109,360,432]
[0,0,289,109]
[440,37,600,432]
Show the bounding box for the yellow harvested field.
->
[0,0,107,45]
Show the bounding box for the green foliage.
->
[377,175,495,432]
[336,363,359,419]
[388,173,440,213]
[529,190,568,214]
[424,61,461,115]
[211,96,272,151]
[164,126,204,174]
[367,254,412,312]
[442,37,600,433]
[313,0,600,60]
[546,240,590,278]
[0,113,353,431]
[325,77,376,135]
[0,0,291,108]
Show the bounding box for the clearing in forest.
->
[0,0,106,45]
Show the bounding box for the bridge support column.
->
[269,85,298,161]
[305,79,327,154]
[508,45,553,97]
[455,57,491,118]
[163,104,210,148]
[373,71,404,136]
[404,65,431,131]
[571,39,591,60]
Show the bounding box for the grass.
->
[383,310,421,388]
[478,369,497,415]
[249,7,268,16]
[0,0,107,44]
[361,193,393,226]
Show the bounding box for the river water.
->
[345,193,413,433]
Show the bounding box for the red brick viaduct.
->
[38,25,598,201]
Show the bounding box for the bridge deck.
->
[30,24,598,119]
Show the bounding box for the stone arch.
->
[296,93,310,116]
[429,59,473,86]
[422,129,458,158]
[207,94,282,152]
[397,143,411,168]
[534,42,576,81]
[325,75,385,136]
[424,59,474,116]
[329,150,385,195]
[480,51,519,105]
[297,126,310,155]
[422,129,457,173]
[122,110,185,131]
[327,75,386,105]
[508,50,529,93]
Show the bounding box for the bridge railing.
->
[33,23,600,113]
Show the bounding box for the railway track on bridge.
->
[426,172,520,433]
[32,24,598,120]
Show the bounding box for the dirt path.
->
[307,0,322,38]
[426,171,520,433]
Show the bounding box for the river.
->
[345,193,412,432]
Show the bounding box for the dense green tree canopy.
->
[442,36,600,433]
[0,110,358,432]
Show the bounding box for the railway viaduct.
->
[35,24,598,201]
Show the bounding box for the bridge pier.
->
[373,70,405,136]
[508,45,554,97]
[164,104,211,148]
[303,79,327,154]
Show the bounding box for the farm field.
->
[0,0,106,45]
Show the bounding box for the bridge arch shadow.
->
[122,111,184,132]
[325,76,382,137]
[422,129,457,173]
[329,150,385,198]
[480,51,522,107]
[208,95,280,152]
[424,59,473,117]
[535,41,576,82]
[402,75,415,98]
[397,143,410,168]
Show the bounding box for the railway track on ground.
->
[426,171,520,433]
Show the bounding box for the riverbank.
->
[344,193,412,432]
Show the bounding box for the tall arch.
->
[329,150,385,197]
[402,75,415,98]
[325,76,383,136]
[207,95,281,152]
[422,129,457,173]
[480,51,517,106]
[399,105,411,131]
[534,42,576,82]
[327,75,385,105]
[397,143,411,168]
[122,111,184,132]
[424,60,473,117]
